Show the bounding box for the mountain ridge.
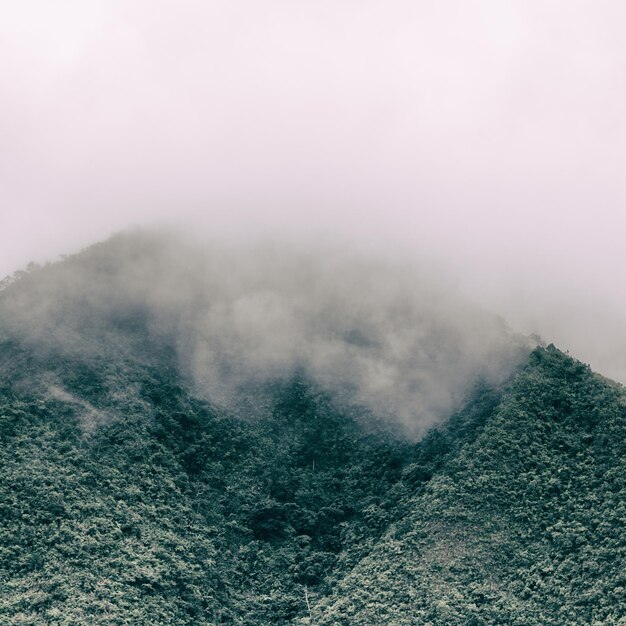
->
[0,234,624,625]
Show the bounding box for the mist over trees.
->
[1,232,624,625]
[0,230,530,437]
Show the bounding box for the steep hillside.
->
[309,347,626,625]
[0,351,415,624]
[1,235,624,625]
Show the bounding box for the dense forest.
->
[1,235,625,625]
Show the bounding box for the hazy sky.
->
[1,0,625,381]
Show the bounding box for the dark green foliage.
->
[309,346,626,625]
[1,252,625,625]
[0,342,416,624]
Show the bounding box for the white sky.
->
[1,0,626,381]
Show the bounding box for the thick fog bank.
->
[0,231,531,436]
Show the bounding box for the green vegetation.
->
[2,344,624,624]
[0,242,624,624]
[310,346,626,625]
[0,343,414,624]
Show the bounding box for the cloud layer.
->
[0,231,530,437]
[1,1,625,381]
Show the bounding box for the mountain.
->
[0,233,624,625]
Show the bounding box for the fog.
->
[1,1,625,382]
[0,231,529,437]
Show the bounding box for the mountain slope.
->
[310,347,626,625]
[1,235,624,625]
[0,345,418,624]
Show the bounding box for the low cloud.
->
[0,230,530,437]
[47,384,110,434]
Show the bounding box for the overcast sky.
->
[1,0,625,381]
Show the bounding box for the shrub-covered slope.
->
[2,342,624,624]
[1,238,624,625]
[0,343,418,624]
[310,347,626,625]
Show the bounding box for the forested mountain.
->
[0,233,624,625]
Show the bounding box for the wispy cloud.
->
[0,231,530,437]
[1,1,625,381]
